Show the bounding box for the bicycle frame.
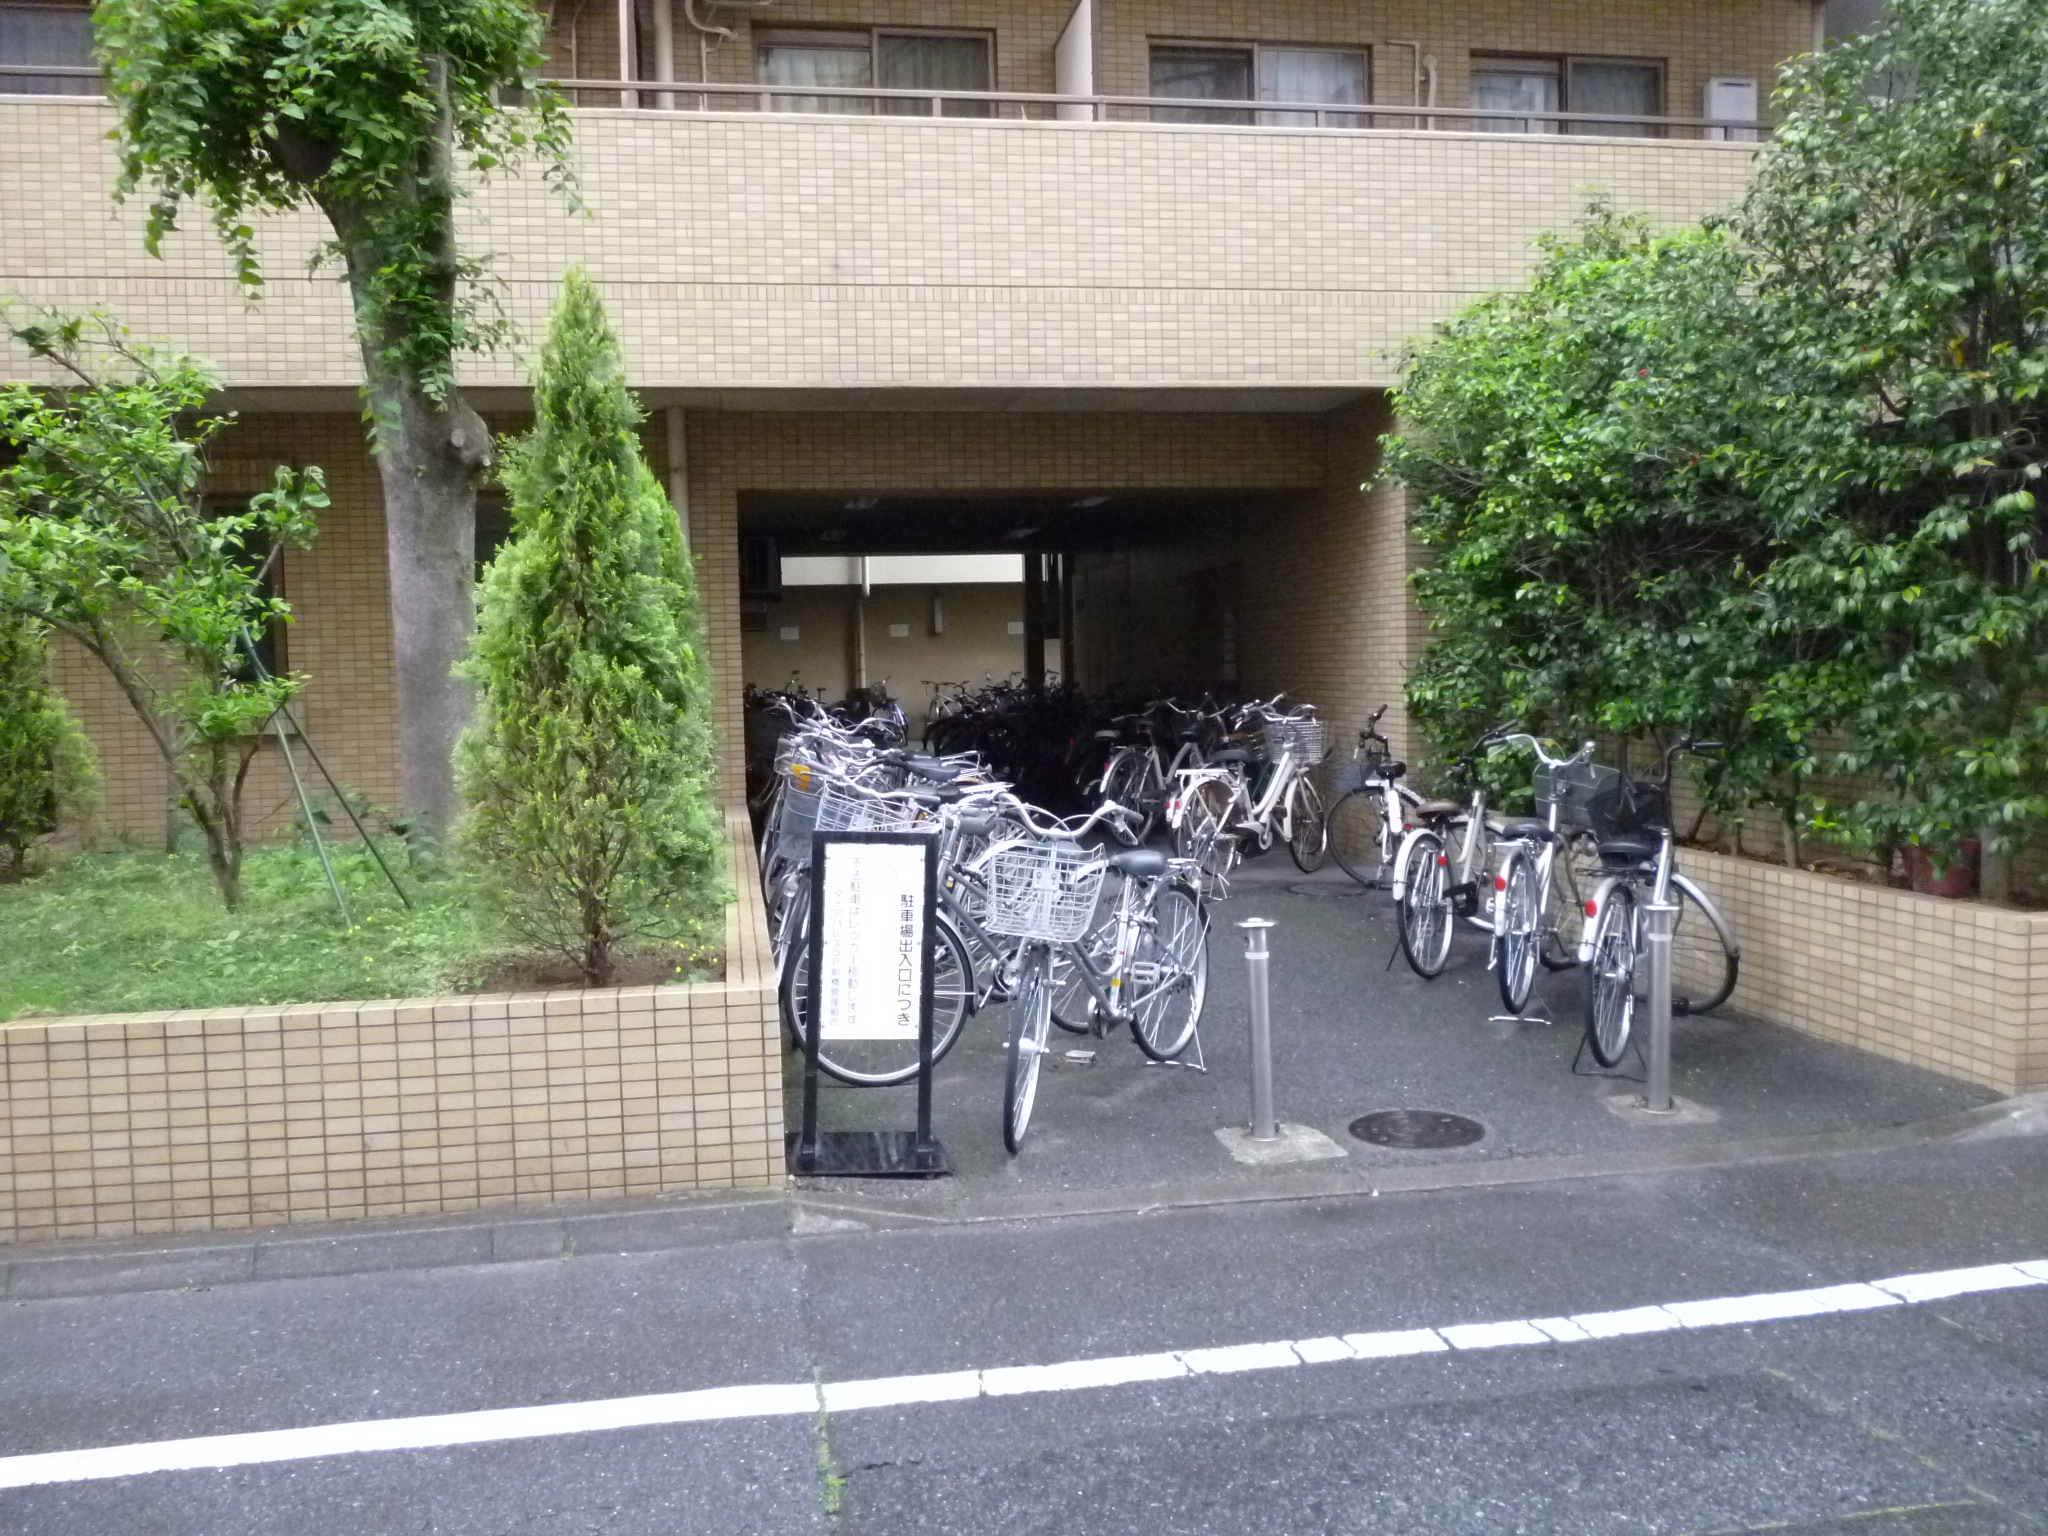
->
[1056,876,1187,1026]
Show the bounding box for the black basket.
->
[1585,776,1669,840]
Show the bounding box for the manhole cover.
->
[1348,1110,1486,1149]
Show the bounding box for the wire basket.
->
[980,839,1108,943]
[1584,775,1670,841]
[1259,716,1327,766]
[814,779,924,837]
[1533,760,1621,832]
[770,760,827,865]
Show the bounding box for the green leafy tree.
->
[1733,0,2048,879]
[95,0,574,835]
[458,272,720,986]
[0,314,326,907]
[0,609,98,881]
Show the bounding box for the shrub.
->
[458,272,722,985]
[0,611,97,879]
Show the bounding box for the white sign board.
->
[817,841,929,1042]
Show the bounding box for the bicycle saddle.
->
[1497,818,1549,839]
[1107,848,1170,880]
[956,814,998,839]
[1377,759,1406,779]
[1414,798,1464,819]
[903,755,970,781]
[1207,747,1252,766]
[1596,837,1658,865]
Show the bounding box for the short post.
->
[1239,918,1279,1142]
[1641,897,1678,1113]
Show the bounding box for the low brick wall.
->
[1680,850,2048,1095]
[0,808,782,1244]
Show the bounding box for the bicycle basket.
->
[1533,760,1621,832]
[771,762,827,864]
[980,839,1108,943]
[1260,717,1327,766]
[814,779,924,837]
[1584,775,1669,840]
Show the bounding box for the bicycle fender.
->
[1389,829,1428,901]
[1490,849,1519,939]
[1578,874,1624,964]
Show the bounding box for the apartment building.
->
[0,0,1821,837]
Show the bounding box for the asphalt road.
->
[4,1131,2047,1534]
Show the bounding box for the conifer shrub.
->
[0,611,97,880]
[458,272,722,985]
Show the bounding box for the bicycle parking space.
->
[788,856,1999,1207]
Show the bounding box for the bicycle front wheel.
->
[1397,830,1454,979]
[1287,778,1328,872]
[1584,883,1638,1068]
[1103,751,1159,843]
[1129,883,1209,1061]
[1670,874,1740,1016]
[1494,849,1541,1016]
[1326,788,1388,888]
[782,910,974,1086]
[1003,946,1055,1154]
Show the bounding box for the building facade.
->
[0,0,1819,838]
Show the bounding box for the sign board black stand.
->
[786,830,951,1178]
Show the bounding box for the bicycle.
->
[1579,739,1743,1068]
[1486,734,1603,1016]
[986,810,1210,1153]
[1167,699,1329,892]
[1388,729,1506,979]
[1325,705,1423,889]
[1093,699,1223,843]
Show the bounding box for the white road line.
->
[0,1258,2040,1493]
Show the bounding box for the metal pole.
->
[1642,897,1677,1113]
[1239,918,1278,1141]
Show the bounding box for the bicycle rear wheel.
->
[1129,883,1209,1061]
[1670,875,1740,1015]
[1326,788,1389,888]
[1287,778,1328,872]
[1493,849,1541,1015]
[1051,917,1112,1034]
[1397,830,1454,979]
[1584,883,1638,1068]
[782,911,974,1086]
[1003,946,1054,1154]
[1102,750,1159,843]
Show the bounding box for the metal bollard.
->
[1641,897,1678,1113]
[1239,918,1279,1141]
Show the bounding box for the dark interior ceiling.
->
[739,490,1290,553]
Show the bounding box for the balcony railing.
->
[2,65,1767,141]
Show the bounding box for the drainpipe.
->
[1387,38,1423,124]
[651,0,675,109]
[616,0,634,106]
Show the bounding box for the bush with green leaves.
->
[0,610,97,880]
[1388,0,2048,879]
[0,314,325,907]
[458,273,722,986]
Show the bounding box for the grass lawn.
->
[0,841,723,1020]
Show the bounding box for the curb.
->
[5,1093,2043,1304]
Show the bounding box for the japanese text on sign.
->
[818,841,928,1042]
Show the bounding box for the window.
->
[1471,54,1662,135]
[206,506,286,684]
[0,4,94,96]
[475,493,512,579]
[757,29,992,117]
[1151,42,1368,127]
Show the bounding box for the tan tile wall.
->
[2,101,1759,395]
[1679,850,2048,1095]
[0,808,780,1244]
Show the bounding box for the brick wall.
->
[1680,850,2048,1095]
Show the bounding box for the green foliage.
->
[1388,0,2048,869]
[0,313,326,904]
[458,272,723,985]
[0,841,488,1018]
[0,610,98,879]
[95,0,573,401]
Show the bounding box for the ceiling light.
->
[844,496,879,512]
[1072,495,1110,509]
[1003,526,1039,541]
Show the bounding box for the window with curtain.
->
[0,5,94,96]
[1565,58,1662,135]
[1471,58,1560,134]
[877,32,992,117]
[758,32,873,114]
[1149,45,1253,124]
[1472,54,1664,135]
[1256,47,1367,127]
[758,30,991,117]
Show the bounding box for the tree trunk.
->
[361,358,487,837]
